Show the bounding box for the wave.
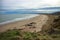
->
[0,14,39,25]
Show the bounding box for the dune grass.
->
[0,29,60,40]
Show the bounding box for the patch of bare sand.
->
[0,15,49,32]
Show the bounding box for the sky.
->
[1,0,60,10]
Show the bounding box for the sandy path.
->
[0,15,49,32]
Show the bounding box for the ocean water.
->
[0,7,60,25]
[0,14,39,25]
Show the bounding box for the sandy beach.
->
[0,15,57,32]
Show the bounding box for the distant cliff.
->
[52,12,60,15]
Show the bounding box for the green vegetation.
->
[0,30,20,40]
[0,29,60,40]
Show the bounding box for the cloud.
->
[2,0,60,9]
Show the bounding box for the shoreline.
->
[0,15,49,32]
[0,14,39,25]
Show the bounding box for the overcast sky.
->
[2,0,60,9]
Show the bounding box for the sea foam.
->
[0,14,39,25]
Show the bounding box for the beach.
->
[0,15,48,32]
[0,15,58,32]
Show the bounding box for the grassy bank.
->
[0,29,60,40]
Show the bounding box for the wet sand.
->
[0,15,49,32]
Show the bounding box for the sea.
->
[0,14,39,25]
[0,7,60,25]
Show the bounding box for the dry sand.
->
[0,15,50,32]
